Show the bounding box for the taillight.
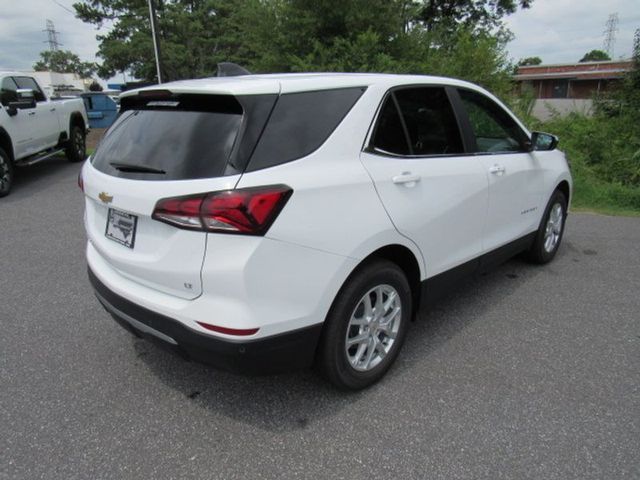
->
[152,185,292,235]
[78,170,84,192]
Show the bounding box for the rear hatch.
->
[83,90,276,299]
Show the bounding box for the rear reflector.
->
[152,185,292,235]
[196,321,259,336]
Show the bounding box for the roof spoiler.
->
[217,62,251,77]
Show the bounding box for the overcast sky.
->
[0,0,638,78]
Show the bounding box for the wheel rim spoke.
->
[346,333,368,347]
[345,284,402,372]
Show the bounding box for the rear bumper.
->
[88,268,323,375]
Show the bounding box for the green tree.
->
[89,80,104,91]
[579,49,611,62]
[518,56,542,66]
[74,0,248,81]
[33,49,97,78]
[415,0,533,32]
[74,0,532,90]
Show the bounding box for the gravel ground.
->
[1,158,639,479]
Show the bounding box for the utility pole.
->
[603,13,619,59]
[43,19,62,51]
[148,0,163,84]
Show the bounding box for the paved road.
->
[2,158,639,480]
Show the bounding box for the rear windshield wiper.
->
[110,162,166,174]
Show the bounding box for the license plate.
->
[105,208,138,249]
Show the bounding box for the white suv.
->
[81,73,571,390]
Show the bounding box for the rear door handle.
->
[489,164,506,175]
[392,172,421,185]
[50,108,56,112]
[28,111,36,116]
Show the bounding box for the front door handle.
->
[392,172,421,186]
[28,111,36,116]
[489,164,506,175]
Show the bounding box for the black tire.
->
[317,259,412,390]
[527,189,568,264]
[0,147,13,198]
[66,124,86,163]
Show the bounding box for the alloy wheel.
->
[543,203,564,253]
[345,284,402,372]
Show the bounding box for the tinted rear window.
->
[246,87,366,171]
[91,94,243,180]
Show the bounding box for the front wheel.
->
[66,125,86,163]
[527,189,568,264]
[317,259,412,390]
[0,147,13,198]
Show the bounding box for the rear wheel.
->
[317,259,412,390]
[527,189,567,264]
[66,125,86,163]
[0,147,13,198]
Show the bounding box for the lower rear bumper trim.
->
[88,267,324,375]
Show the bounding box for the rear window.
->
[91,94,243,181]
[246,87,366,172]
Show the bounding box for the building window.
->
[551,80,568,99]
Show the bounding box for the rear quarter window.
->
[246,87,366,172]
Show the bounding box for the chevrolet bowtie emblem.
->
[98,192,113,204]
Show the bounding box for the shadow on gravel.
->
[132,248,559,433]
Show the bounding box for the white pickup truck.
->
[0,72,89,197]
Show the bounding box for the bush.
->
[538,112,640,214]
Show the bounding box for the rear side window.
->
[91,94,243,181]
[371,87,463,156]
[458,89,528,153]
[13,77,46,102]
[371,96,410,155]
[246,87,366,171]
[394,88,463,155]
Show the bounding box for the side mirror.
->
[530,131,558,151]
[7,89,37,116]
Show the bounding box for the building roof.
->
[514,60,632,81]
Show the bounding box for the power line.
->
[51,0,74,14]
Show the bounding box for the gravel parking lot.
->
[2,158,639,480]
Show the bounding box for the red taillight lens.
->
[152,195,204,230]
[152,185,292,235]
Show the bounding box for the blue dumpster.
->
[81,93,118,129]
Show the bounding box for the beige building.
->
[17,70,91,98]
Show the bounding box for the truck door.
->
[14,76,61,150]
[0,77,37,158]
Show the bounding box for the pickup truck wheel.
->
[0,147,13,198]
[66,125,86,163]
[527,189,568,264]
[317,259,411,390]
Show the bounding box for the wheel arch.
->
[0,127,14,162]
[69,111,86,133]
[333,242,424,322]
[556,179,571,206]
[363,244,422,319]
